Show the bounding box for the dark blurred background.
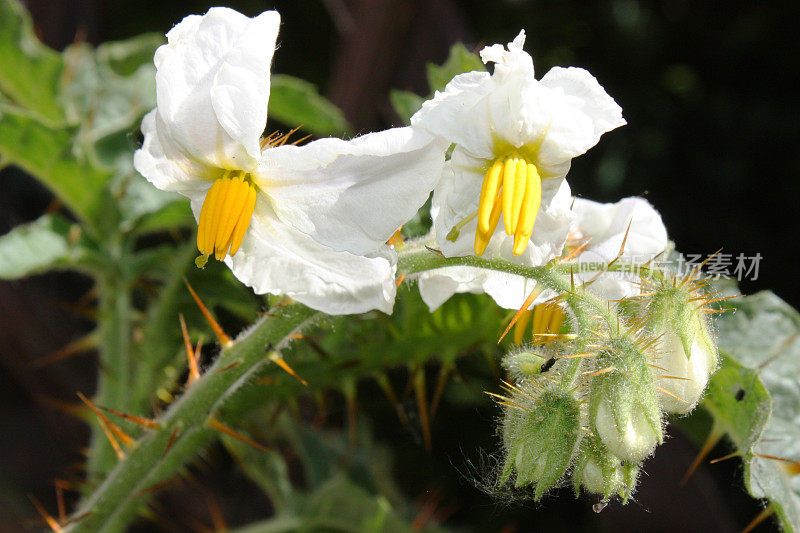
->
[2,0,797,531]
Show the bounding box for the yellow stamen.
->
[474,155,543,257]
[502,156,518,235]
[513,163,541,255]
[196,174,257,263]
[531,303,546,345]
[529,303,565,345]
[477,160,503,233]
[474,191,502,255]
[510,159,527,233]
[513,309,534,345]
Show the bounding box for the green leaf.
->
[389,89,424,125]
[0,213,93,279]
[61,37,158,173]
[268,74,351,137]
[131,197,193,235]
[0,0,64,124]
[426,42,485,94]
[711,291,800,531]
[0,105,111,225]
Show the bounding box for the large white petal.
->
[411,70,495,159]
[569,196,668,299]
[154,8,279,170]
[535,66,625,165]
[134,109,214,194]
[418,266,554,312]
[572,197,667,263]
[187,195,397,315]
[255,127,447,256]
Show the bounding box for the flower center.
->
[475,155,541,256]
[195,171,257,267]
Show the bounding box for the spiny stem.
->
[66,304,318,533]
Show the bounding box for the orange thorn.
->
[99,405,161,430]
[681,425,723,484]
[388,227,405,248]
[396,273,407,288]
[741,505,775,533]
[207,417,269,452]
[213,361,240,375]
[414,366,432,452]
[269,352,308,386]
[32,333,97,368]
[55,482,66,526]
[709,451,741,464]
[184,280,232,347]
[754,453,800,470]
[498,287,542,344]
[29,494,63,532]
[180,314,201,384]
[560,237,593,262]
[163,427,180,457]
[205,492,227,532]
[657,386,690,404]
[76,392,133,448]
[584,367,617,379]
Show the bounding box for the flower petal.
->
[411,70,495,159]
[569,196,668,299]
[154,8,279,170]
[572,197,667,263]
[418,266,554,312]
[188,195,398,315]
[257,127,448,256]
[536,66,626,165]
[134,109,213,194]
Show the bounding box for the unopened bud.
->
[499,388,581,500]
[646,283,719,414]
[573,436,639,503]
[590,337,662,462]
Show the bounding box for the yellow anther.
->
[513,309,534,345]
[477,160,503,234]
[474,154,543,257]
[502,156,518,235]
[513,162,541,256]
[474,191,502,255]
[510,159,527,233]
[196,174,257,264]
[530,303,564,345]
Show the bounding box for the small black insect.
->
[735,388,745,401]
[540,357,556,373]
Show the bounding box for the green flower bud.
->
[502,350,553,380]
[573,436,639,503]
[590,336,662,462]
[645,281,719,414]
[499,387,581,500]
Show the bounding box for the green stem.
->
[86,272,133,483]
[67,304,318,533]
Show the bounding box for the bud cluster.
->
[494,274,719,504]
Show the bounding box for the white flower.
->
[566,197,668,299]
[134,7,446,315]
[411,30,625,259]
[654,331,716,414]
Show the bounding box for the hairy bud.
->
[590,336,662,462]
[499,386,581,500]
[573,436,639,503]
[647,282,719,414]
